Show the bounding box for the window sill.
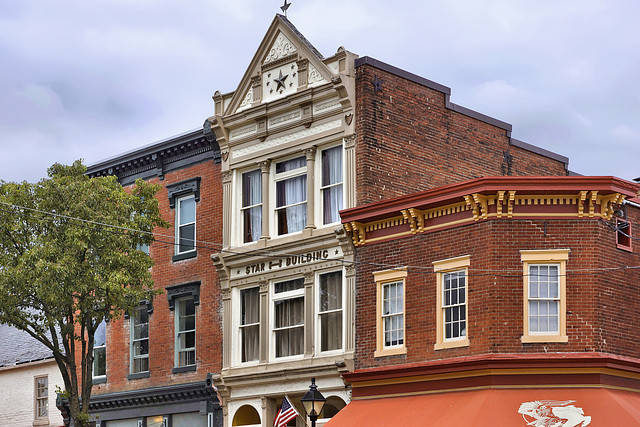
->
[374,346,407,358]
[127,371,150,380]
[33,419,49,426]
[172,365,196,374]
[521,334,568,344]
[172,250,197,262]
[434,338,469,350]
[92,376,107,385]
[616,243,633,252]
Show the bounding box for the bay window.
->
[320,146,343,225]
[318,271,343,352]
[240,287,260,362]
[275,157,307,235]
[273,278,305,358]
[242,170,262,243]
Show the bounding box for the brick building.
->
[205,14,569,427]
[82,129,224,427]
[331,176,640,425]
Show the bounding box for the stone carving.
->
[308,63,325,85]
[230,124,258,141]
[232,119,342,159]
[269,111,301,127]
[314,98,340,114]
[238,89,253,111]
[263,33,298,64]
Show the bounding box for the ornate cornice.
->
[342,176,640,247]
[86,129,220,186]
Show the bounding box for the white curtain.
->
[241,287,260,362]
[274,297,304,357]
[242,170,262,242]
[322,146,343,224]
[319,271,342,351]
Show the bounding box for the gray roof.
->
[0,324,54,367]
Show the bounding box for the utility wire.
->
[1,200,639,277]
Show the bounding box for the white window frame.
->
[434,255,470,350]
[175,296,196,367]
[241,169,262,244]
[175,194,196,255]
[373,268,408,358]
[130,305,149,374]
[93,320,107,379]
[272,156,307,237]
[34,375,48,424]
[318,144,344,226]
[521,249,569,343]
[316,269,345,355]
[237,286,260,365]
[270,277,305,361]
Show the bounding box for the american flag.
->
[274,395,299,427]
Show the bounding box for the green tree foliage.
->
[0,161,169,426]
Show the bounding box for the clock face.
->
[263,62,298,102]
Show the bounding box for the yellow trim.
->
[433,256,471,350]
[345,191,627,246]
[373,269,408,357]
[520,250,570,343]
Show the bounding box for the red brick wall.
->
[354,215,640,370]
[354,64,568,206]
[93,160,223,395]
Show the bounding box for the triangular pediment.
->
[225,15,334,116]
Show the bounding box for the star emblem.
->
[274,70,288,91]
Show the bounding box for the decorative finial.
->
[281,0,291,16]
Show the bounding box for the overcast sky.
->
[1,0,638,183]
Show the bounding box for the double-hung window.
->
[373,269,407,357]
[176,195,196,254]
[318,271,343,352]
[434,256,470,350]
[176,297,196,367]
[240,287,260,362]
[242,170,262,243]
[130,305,149,374]
[272,278,305,358]
[275,157,307,235]
[521,250,569,343]
[93,320,107,380]
[34,376,48,423]
[320,146,343,225]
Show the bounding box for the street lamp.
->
[301,377,326,427]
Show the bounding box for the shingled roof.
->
[0,324,53,367]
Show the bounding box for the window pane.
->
[242,170,261,207]
[179,223,195,252]
[241,324,259,362]
[321,146,342,186]
[319,272,342,312]
[320,311,342,351]
[274,278,304,293]
[243,206,262,243]
[179,198,196,224]
[93,347,106,376]
[276,156,306,173]
[275,297,304,328]
[241,287,260,325]
[94,320,106,347]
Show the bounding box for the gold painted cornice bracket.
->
[464,195,480,221]
[472,193,489,220]
[402,208,425,233]
[600,193,626,220]
[344,221,365,246]
[588,191,598,217]
[578,191,588,217]
[497,191,505,218]
[507,190,516,218]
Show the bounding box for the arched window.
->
[232,405,261,427]
[320,396,346,419]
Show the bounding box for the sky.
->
[1,0,638,183]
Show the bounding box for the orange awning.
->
[324,388,640,426]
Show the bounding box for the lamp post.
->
[301,377,326,427]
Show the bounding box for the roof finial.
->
[280,0,291,17]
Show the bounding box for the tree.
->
[0,161,169,426]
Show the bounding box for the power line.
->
[0,200,638,277]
